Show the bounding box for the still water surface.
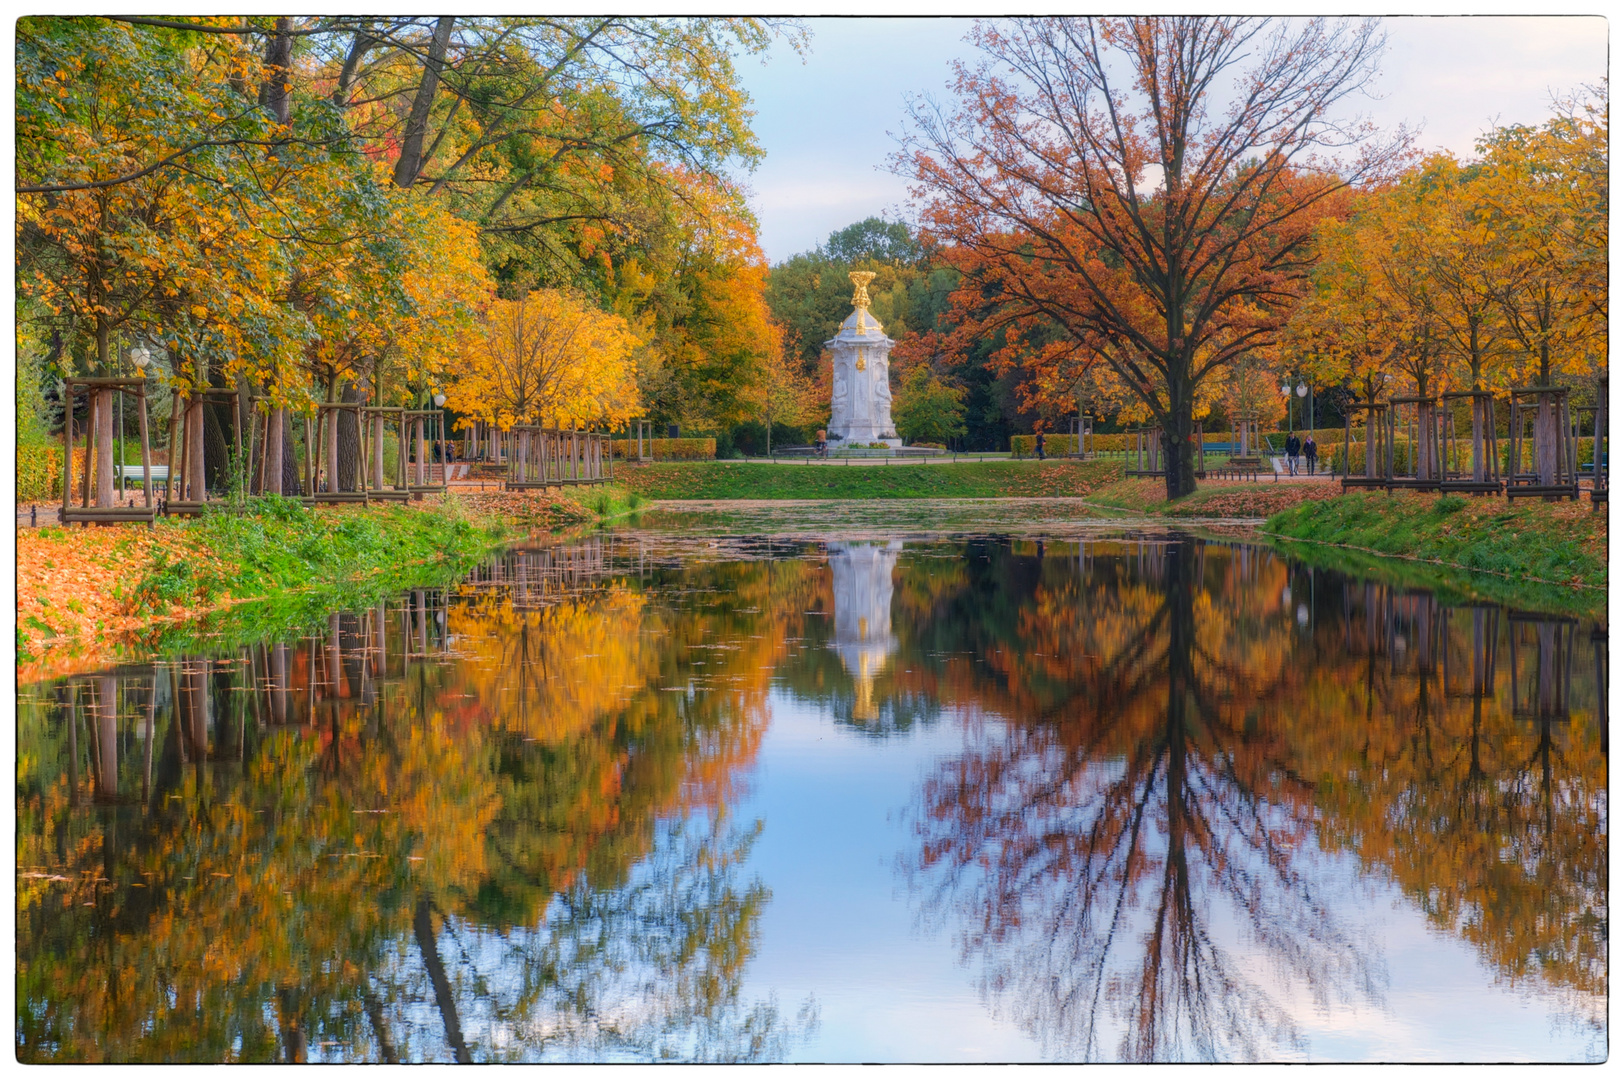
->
[15,526,1607,1062]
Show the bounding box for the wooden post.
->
[61,385,74,521]
[414,417,426,487]
[83,389,95,508]
[173,396,190,504]
[304,416,315,497]
[137,392,153,509]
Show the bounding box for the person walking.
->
[1303,434,1318,476]
[1035,430,1046,460]
[1285,431,1301,476]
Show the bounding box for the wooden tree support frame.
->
[61,377,158,526]
[1508,613,1577,721]
[164,386,255,517]
[505,427,613,489]
[1439,390,1503,495]
[299,400,373,505]
[401,409,449,495]
[361,406,412,502]
[1067,414,1096,459]
[1385,395,1443,492]
[1506,386,1580,501]
[632,419,654,462]
[1577,375,1606,508]
[1341,401,1391,491]
[1126,426,1165,477]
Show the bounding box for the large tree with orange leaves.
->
[903,17,1408,496]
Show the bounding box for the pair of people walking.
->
[1283,432,1318,476]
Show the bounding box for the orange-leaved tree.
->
[902,17,1408,496]
[447,288,641,430]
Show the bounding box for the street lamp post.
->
[127,346,151,502]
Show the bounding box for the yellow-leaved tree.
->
[447,289,642,430]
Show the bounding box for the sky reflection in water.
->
[15,531,1607,1062]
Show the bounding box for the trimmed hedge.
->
[17,444,75,502]
[610,437,716,461]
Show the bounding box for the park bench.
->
[1210,456,1264,481]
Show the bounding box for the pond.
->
[15,515,1607,1063]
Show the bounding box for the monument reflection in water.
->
[827,540,902,721]
[14,534,1607,1062]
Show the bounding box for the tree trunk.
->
[1161,400,1198,499]
[264,406,285,495]
[1416,399,1437,481]
[1535,393,1558,485]
[94,388,115,507]
[280,412,301,496]
[95,676,118,800]
[333,26,375,107]
[204,398,231,493]
[415,898,472,1063]
[183,666,208,761]
[336,383,362,492]
[391,18,455,189]
[270,642,289,725]
[258,18,294,125]
[186,397,206,502]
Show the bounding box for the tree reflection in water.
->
[907,539,1379,1061]
[15,543,820,1063]
[905,537,1605,1062]
[14,533,1605,1062]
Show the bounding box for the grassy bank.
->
[17,495,511,678]
[17,483,656,679]
[1265,491,1607,616]
[616,459,1122,500]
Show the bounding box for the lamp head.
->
[1296,383,1308,397]
[432,392,447,408]
[1280,384,1290,396]
[130,346,150,370]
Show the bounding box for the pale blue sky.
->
[735,16,1609,263]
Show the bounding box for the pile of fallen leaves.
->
[1166,482,1341,518]
[450,487,592,526]
[17,524,171,678]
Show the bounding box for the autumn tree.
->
[446,288,641,430]
[903,17,1407,496]
[893,367,968,446]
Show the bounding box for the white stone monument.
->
[828,540,902,721]
[825,271,901,449]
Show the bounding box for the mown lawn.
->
[615,459,1123,500]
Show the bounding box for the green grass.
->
[615,459,1123,500]
[1265,492,1606,616]
[130,494,509,618]
[566,483,647,521]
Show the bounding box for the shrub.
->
[17,443,62,502]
